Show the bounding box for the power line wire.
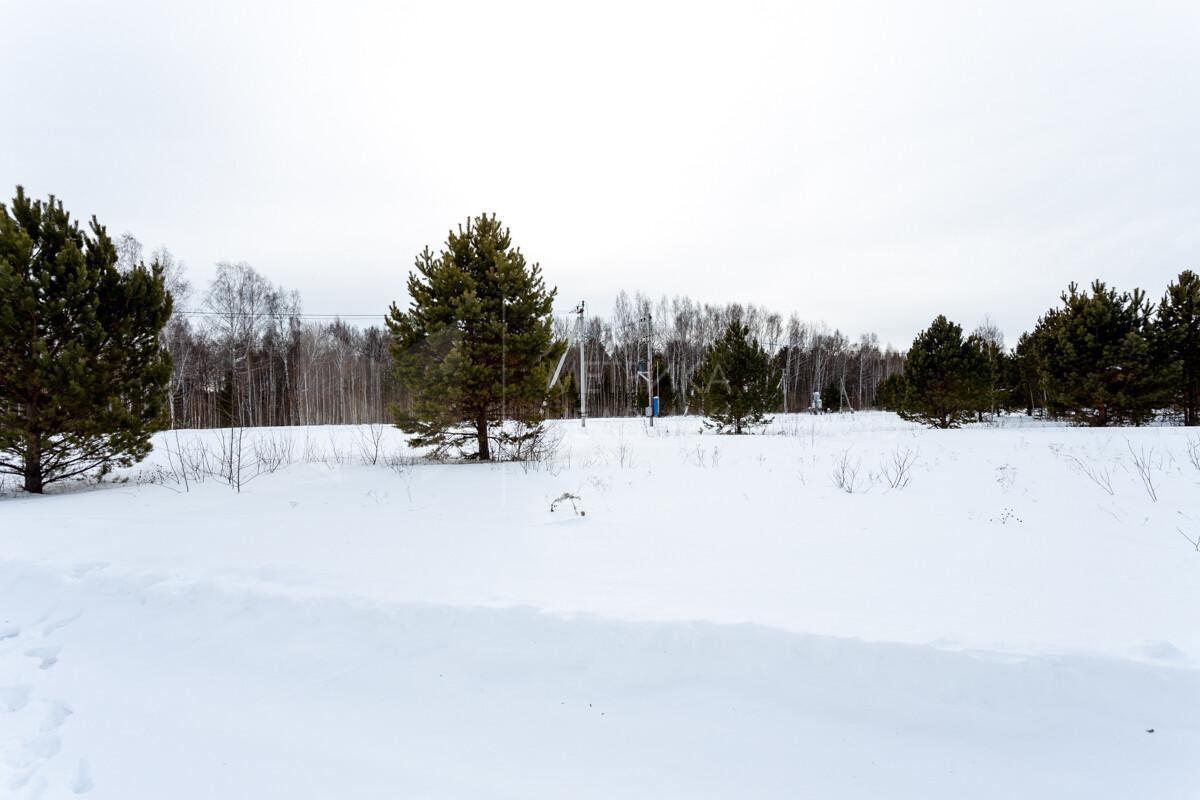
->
[177,311,384,320]
[178,305,601,321]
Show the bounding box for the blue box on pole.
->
[652,395,659,417]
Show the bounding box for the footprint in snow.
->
[71,760,93,794]
[0,624,19,641]
[25,646,60,671]
[1,685,32,712]
[39,701,73,732]
[7,767,44,793]
[22,733,61,760]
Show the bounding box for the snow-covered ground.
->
[1,413,1197,798]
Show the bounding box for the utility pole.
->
[637,313,655,427]
[649,313,654,427]
[546,301,588,427]
[577,301,587,428]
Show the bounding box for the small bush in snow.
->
[831,449,861,494]
[1055,447,1115,496]
[880,446,917,489]
[1126,441,1160,503]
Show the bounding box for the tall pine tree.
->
[0,187,173,493]
[970,323,1010,419]
[875,372,907,411]
[1013,327,1052,416]
[898,315,989,428]
[386,214,562,460]
[689,320,781,433]
[1157,270,1200,425]
[1029,280,1164,426]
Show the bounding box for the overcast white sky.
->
[3,1,1198,346]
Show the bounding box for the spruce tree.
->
[898,315,989,428]
[689,320,781,433]
[0,187,173,493]
[655,366,676,416]
[1013,327,1051,416]
[821,381,840,413]
[1157,270,1200,425]
[874,372,907,411]
[970,325,1010,418]
[386,214,562,460]
[1030,280,1164,426]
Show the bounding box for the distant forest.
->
[141,238,904,430]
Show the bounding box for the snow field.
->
[1,412,1197,797]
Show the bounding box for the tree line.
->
[147,261,904,433]
[161,260,398,430]
[547,294,904,420]
[5,187,1198,490]
[879,274,1200,428]
[0,187,907,487]
[137,241,906,432]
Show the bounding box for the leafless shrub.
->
[547,446,571,476]
[496,421,563,468]
[830,449,861,494]
[173,435,215,487]
[384,450,416,501]
[388,450,417,470]
[253,433,295,474]
[213,428,261,492]
[160,430,192,491]
[356,423,387,465]
[302,433,326,464]
[324,432,352,467]
[1177,527,1200,552]
[520,452,566,477]
[386,450,420,501]
[880,446,916,489]
[776,418,805,438]
[585,475,611,494]
[995,464,1017,494]
[179,428,292,491]
[385,451,417,474]
[1059,451,1115,496]
[131,464,181,491]
[641,418,668,437]
[1187,436,1200,475]
[613,440,637,470]
[1126,441,1159,502]
[684,444,721,468]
